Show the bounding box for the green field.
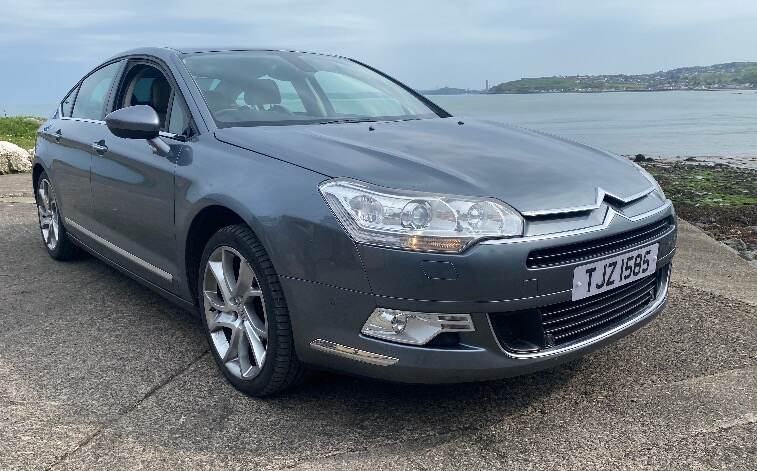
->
[0,117,44,149]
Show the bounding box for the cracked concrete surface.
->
[1,174,755,470]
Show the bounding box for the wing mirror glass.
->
[105,105,161,140]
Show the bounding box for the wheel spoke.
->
[44,217,53,244]
[203,290,226,312]
[222,321,243,362]
[208,260,233,307]
[49,215,58,245]
[243,320,267,367]
[243,287,263,302]
[207,310,237,332]
[38,183,49,211]
[233,261,255,298]
[245,311,267,340]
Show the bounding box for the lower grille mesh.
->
[489,271,660,353]
[541,274,657,346]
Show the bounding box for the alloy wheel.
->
[37,178,60,251]
[203,245,269,379]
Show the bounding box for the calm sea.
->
[6,90,757,161]
[432,91,757,161]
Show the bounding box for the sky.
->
[2,0,757,106]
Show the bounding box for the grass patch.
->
[0,116,44,149]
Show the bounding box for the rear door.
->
[90,59,192,290]
[41,61,123,230]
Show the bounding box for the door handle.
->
[92,140,108,155]
[54,129,62,142]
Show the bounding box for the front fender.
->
[174,136,371,302]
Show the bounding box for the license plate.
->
[572,244,659,301]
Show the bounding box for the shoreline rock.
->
[0,141,33,174]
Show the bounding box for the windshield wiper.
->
[318,118,379,125]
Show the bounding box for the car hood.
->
[214,117,652,215]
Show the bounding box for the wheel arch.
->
[32,163,46,193]
[183,202,248,306]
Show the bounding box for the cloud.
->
[1,0,757,103]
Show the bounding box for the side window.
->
[61,86,79,117]
[71,61,122,120]
[167,96,190,136]
[115,64,174,131]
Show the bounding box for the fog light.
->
[361,308,474,345]
[390,313,407,333]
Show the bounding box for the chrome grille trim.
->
[527,217,674,268]
[481,200,672,247]
[520,186,654,217]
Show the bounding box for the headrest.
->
[150,79,171,112]
[243,79,281,105]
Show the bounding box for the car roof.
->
[107,46,344,61]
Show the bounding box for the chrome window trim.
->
[490,265,670,360]
[520,186,655,217]
[64,218,173,282]
[60,116,106,125]
[481,200,672,246]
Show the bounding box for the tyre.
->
[35,171,83,261]
[198,224,305,396]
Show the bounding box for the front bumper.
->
[281,203,676,384]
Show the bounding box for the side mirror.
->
[105,105,161,140]
[105,105,170,155]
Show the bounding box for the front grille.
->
[527,216,675,268]
[541,274,656,346]
[489,271,660,353]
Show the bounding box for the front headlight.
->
[635,164,666,199]
[319,178,524,253]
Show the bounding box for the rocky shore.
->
[0,140,33,174]
[636,157,757,264]
[0,116,39,175]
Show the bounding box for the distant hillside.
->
[420,87,479,95]
[489,62,757,94]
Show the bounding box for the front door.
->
[90,61,186,290]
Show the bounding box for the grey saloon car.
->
[33,47,676,396]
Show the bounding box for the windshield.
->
[182,50,441,127]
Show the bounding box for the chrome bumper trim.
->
[494,265,670,360]
[310,339,399,366]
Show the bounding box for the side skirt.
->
[67,233,199,316]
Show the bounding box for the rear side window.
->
[71,61,122,120]
[61,87,79,117]
[167,96,190,136]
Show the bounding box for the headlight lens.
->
[635,164,666,199]
[319,178,524,253]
